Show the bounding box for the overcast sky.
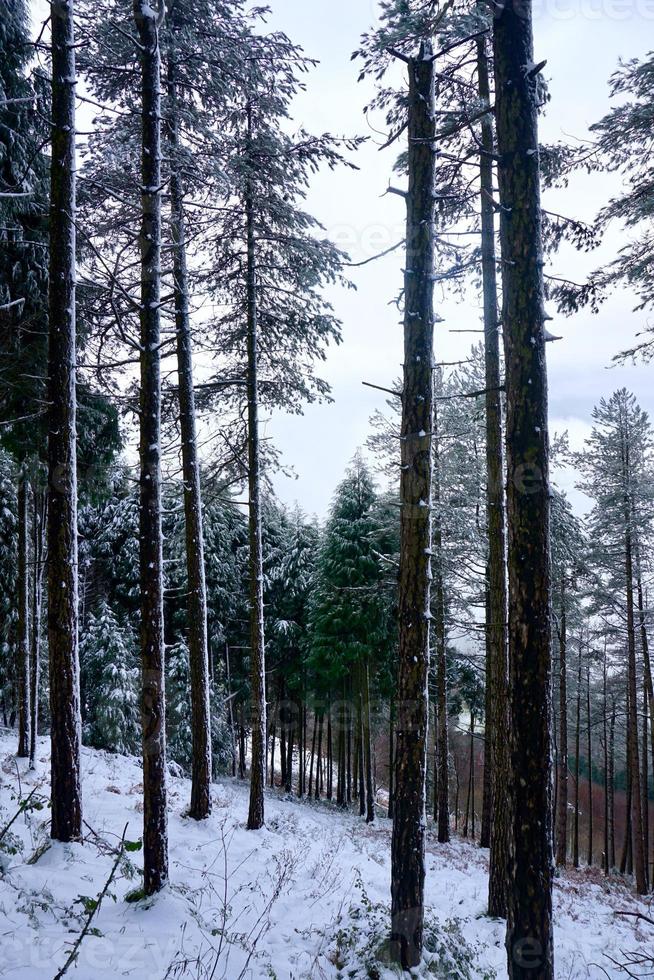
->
[251,0,654,518]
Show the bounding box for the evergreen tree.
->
[493,3,554,973]
[577,389,654,895]
[48,0,83,844]
[0,451,17,728]
[80,602,140,755]
[308,455,394,820]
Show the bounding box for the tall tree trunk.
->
[308,711,317,798]
[573,652,581,869]
[327,704,333,800]
[388,711,394,820]
[315,712,324,800]
[362,659,375,823]
[464,714,476,838]
[620,707,631,876]
[608,698,616,870]
[478,41,510,917]
[285,710,294,794]
[434,397,450,844]
[390,43,435,972]
[603,645,609,874]
[555,581,568,867]
[493,6,554,973]
[225,643,236,778]
[48,0,82,843]
[625,519,647,892]
[637,568,654,881]
[134,0,168,895]
[17,467,30,758]
[346,700,352,805]
[165,31,211,821]
[642,685,649,887]
[244,103,266,832]
[586,660,593,867]
[29,487,45,768]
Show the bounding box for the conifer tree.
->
[80,602,140,755]
[577,389,654,895]
[493,3,554,973]
[48,0,83,843]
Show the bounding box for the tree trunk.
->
[464,714,475,838]
[285,711,294,794]
[555,581,568,867]
[165,33,211,821]
[573,652,581,869]
[434,396,450,845]
[225,643,236,778]
[244,103,266,832]
[586,660,593,867]
[346,700,352,805]
[362,659,375,823]
[327,704,333,800]
[390,43,436,972]
[603,645,609,875]
[478,41,510,916]
[308,711,317,798]
[388,712,394,820]
[48,0,82,843]
[134,0,168,895]
[608,699,616,870]
[625,518,647,892]
[17,467,30,758]
[29,487,45,768]
[642,684,649,887]
[316,712,324,799]
[494,6,554,973]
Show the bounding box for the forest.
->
[1,0,654,978]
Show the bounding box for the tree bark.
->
[608,698,616,870]
[494,5,554,973]
[315,712,324,799]
[573,652,581,869]
[555,581,568,868]
[244,102,266,831]
[48,0,82,843]
[390,43,436,972]
[165,28,211,821]
[225,643,236,778]
[586,660,593,867]
[478,33,511,916]
[17,467,30,758]
[434,395,450,844]
[134,0,168,895]
[642,685,649,887]
[624,512,647,892]
[362,659,375,823]
[388,712,394,820]
[29,487,45,768]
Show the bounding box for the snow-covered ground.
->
[0,730,652,979]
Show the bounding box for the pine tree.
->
[493,4,554,973]
[80,603,140,755]
[308,455,394,820]
[48,0,83,844]
[577,389,654,895]
[0,451,17,728]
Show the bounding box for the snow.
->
[1,730,652,979]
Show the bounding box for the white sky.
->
[259,0,654,518]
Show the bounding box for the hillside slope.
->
[0,730,650,979]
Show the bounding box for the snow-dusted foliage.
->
[80,601,140,756]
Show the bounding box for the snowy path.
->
[0,731,652,979]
